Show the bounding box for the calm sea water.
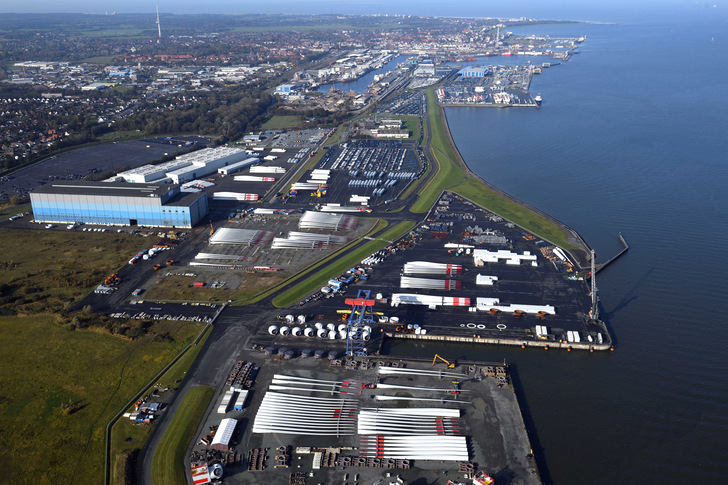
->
[388,11,728,485]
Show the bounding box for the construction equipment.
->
[104,273,121,286]
[310,185,327,198]
[209,222,214,236]
[432,354,455,369]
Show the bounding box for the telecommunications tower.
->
[155,5,162,44]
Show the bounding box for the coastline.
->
[431,95,593,269]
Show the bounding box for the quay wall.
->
[385,322,613,352]
[440,102,537,108]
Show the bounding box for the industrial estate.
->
[0,12,622,485]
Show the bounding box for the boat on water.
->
[500,51,513,56]
[534,94,542,106]
[483,52,498,57]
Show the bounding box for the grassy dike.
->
[151,386,215,485]
[272,220,416,308]
[415,89,578,251]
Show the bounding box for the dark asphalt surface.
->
[15,79,593,484]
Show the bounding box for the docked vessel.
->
[534,94,542,106]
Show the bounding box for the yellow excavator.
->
[432,354,455,369]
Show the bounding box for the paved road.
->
[134,81,592,485]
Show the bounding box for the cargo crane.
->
[432,354,455,369]
[345,289,377,357]
[589,249,599,320]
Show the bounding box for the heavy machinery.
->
[104,273,121,286]
[209,222,214,236]
[310,185,327,198]
[432,354,455,369]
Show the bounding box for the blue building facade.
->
[458,66,490,77]
[30,181,208,228]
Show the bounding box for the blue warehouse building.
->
[458,66,490,77]
[30,181,208,228]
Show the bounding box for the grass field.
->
[151,386,215,485]
[98,130,147,142]
[110,325,212,485]
[261,115,301,130]
[272,220,416,308]
[0,203,30,218]
[324,124,349,146]
[389,115,421,141]
[0,229,142,314]
[82,56,118,64]
[144,272,287,303]
[0,315,203,485]
[453,178,578,250]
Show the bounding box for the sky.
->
[0,1,723,23]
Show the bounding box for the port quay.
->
[124,86,626,484]
[18,29,622,485]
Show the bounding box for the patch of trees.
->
[115,85,273,143]
[270,104,349,128]
[61,308,160,340]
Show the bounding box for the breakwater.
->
[596,233,629,274]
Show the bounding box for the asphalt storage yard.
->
[190,340,540,485]
[268,193,598,348]
[0,137,209,201]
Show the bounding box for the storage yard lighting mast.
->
[156,5,162,44]
[590,249,599,320]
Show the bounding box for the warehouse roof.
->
[31,181,206,207]
[32,181,171,198]
[211,418,237,448]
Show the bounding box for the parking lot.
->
[0,137,209,202]
[307,140,421,206]
[269,128,328,149]
[252,193,599,352]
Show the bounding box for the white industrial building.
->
[167,147,249,184]
[116,159,192,184]
[217,157,260,175]
[115,147,250,185]
[211,418,238,451]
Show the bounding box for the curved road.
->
[137,84,593,484]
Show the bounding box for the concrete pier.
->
[385,319,614,352]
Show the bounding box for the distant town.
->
[0,12,601,485]
[0,13,582,184]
